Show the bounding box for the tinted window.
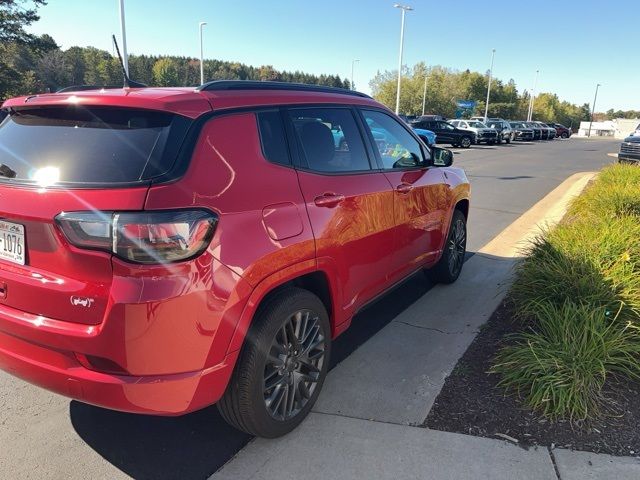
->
[257,111,290,165]
[438,122,454,130]
[288,108,370,173]
[0,107,188,185]
[361,110,425,170]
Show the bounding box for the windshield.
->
[0,106,190,186]
[468,121,486,128]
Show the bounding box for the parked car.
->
[410,119,475,148]
[533,121,556,139]
[413,114,448,122]
[398,114,418,124]
[483,118,515,144]
[508,121,534,141]
[0,80,470,438]
[548,123,571,139]
[413,127,437,145]
[525,121,544,140]
[448,119,498,145]
[618,134,640,164]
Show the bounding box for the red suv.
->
[0,81,470,437]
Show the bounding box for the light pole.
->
[527,70,539,121]
[587,83,601,138]
[421,72,428,116]
[118,0,129,76]
[394,4,413,115]
[351,59,359,91]
[199,22,207,85]
[483,49,495,122]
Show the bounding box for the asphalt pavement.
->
[0,137,618,480]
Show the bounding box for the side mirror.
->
[432,147,453,167]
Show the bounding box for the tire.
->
[561,132,569,139]
[218,288,331,438]
[460,136,472,148]
[496,136,502,144]
[505,135,511,144]
[488,140,495,145]
[427,210,467,284]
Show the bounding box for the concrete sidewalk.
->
[212,171,640,479]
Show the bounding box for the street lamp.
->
[118,0,129,76]
[587,83,601,138]
[351,59,359,91]
[393,3,413,115]
[527,70,539,121]
[483,49,495,122]
[199,21,207,85]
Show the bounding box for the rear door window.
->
[0,107,190,186]
[287,108,371,173]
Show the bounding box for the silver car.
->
[449,119,498,145]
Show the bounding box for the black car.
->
[483,118,514,144]
[509,122,534,141]
[533,121,556,140]
[525,121,543,140]
[410,119,474,148]
[619,135,640,164]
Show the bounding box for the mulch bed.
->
[424,298,640,456]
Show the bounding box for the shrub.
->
[570,164,640,219]
[494,164,640,420]
[492,301,640,420]
[511,215,640,322]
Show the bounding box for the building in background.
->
[578,118,640,138]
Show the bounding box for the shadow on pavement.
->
[71,253,474,479]
[70,401,250,480]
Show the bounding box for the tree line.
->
[369,62,598,127]
[0,35,351,100]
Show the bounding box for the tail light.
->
[55,210,217,264]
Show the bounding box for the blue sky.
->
[28,0,638,111]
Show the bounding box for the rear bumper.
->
[0,327,238,415]
[0,255,253,415]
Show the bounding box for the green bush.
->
[494,164,640,420]
[570,164,640,219]
[492,301,640,420]
[511,215,640,322]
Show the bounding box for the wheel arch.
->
[455,198,470,220]
[226,261,343,355]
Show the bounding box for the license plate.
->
[0,221,25,265]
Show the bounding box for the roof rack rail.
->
[196,80,371,98]
[56,85,124,93]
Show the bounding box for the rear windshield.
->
[0,106,191,186]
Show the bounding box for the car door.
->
[359,109,449,282]
[287,106,396,316]
[436,121,455,143]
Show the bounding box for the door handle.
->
[314,193,345,208]
[395,183,414,194]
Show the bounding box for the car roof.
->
[1,81,384,119]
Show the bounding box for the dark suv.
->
[619,134,640,164]
[410,118,475,148]
[483,118,514,144]
[0,81,470,438]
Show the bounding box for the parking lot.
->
[0,138,618,480]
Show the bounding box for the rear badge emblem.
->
[70,296,95,308]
